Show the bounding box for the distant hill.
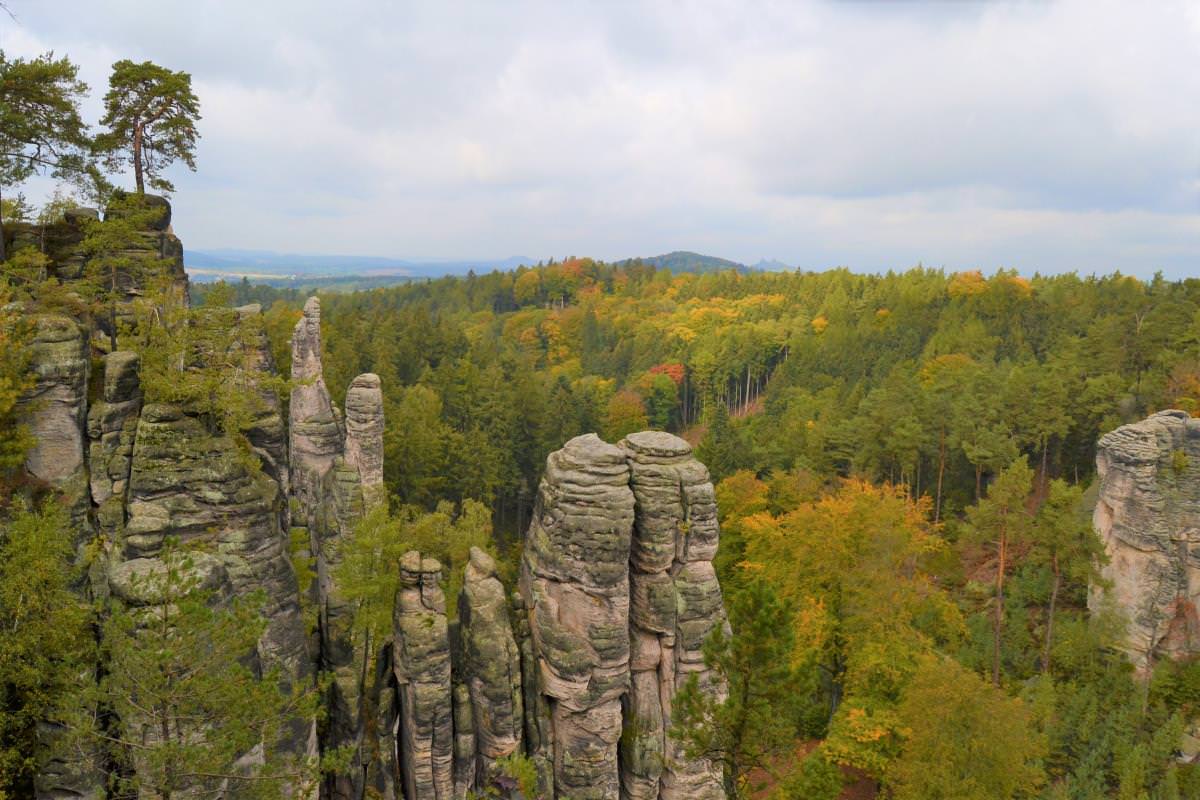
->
[614,251,750,274]
[185,249,534,284]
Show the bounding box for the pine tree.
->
[964,459,1036,686]
[0,50,93,261]
[89,542,318,799]
[672,580,803,800]
[95,60,200,196]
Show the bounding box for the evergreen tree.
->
[964,459,1036,685]
[0,50,92,260]
[95,60,200,196]
[0,502,90,795]
[672,580,803,800]
[697,402,741,481]
[88,542,319,799]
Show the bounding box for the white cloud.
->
[2,0,1198,276]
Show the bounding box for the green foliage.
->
[131,276,286,467]
[0,502,90,796]
[672,579,805,800]
[335,499,494,647]
[775,751,843,800]
[495,752,539,799]
[85,541,318,798]
[95,59,200,195]
[0,49,93,259]
[888,656,1046,800]
[0,295,33,487]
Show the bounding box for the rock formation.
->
[1091,409,1200,674]
[520,434,635,800]
[18,314,91,531]
[619,432,726,800]
[393,553,455,800]
[459,547,523,785]
[13,198,732,800]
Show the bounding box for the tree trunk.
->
[935,427,946,522]
[0,181,6,263]
[133,122,146,195]
[1042,553,1061,673]
[976,464,983,501]
[993,530,1007,686]
[1041,437,1050,493]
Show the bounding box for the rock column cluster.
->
[17,209,730,799]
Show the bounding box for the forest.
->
[189,259,1200,799]
[4,29,1200,800]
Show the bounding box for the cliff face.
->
[15,202,730,799]
[1092,409,1200,674]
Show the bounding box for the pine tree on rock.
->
[96,60,200,196]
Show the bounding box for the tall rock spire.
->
[520,433,636,800]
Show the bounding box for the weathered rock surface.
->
[1091,409,1200,674]
[344,373,384,506]
[290,297,343,518]
[520,434,635,800]
[18,314,90,530]
[620,431,726,800]
[459,547,523,785]
[394,553,455,800]
[14,195,736,800]
[123,402,310,679]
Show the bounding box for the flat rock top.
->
[350,373,382,390]
[560,433,627,466]
[1099,410,1200,465]
[621,430,692,458]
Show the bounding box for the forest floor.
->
[748,742,877,799]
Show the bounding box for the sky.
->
[2,0,1199,276]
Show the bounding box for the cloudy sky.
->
[3,1,1199,276]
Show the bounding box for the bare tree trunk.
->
[0,181,6,262]
[935,427,946,522]
[133,122,146,195]
[1042,553,1061,673]
[993,530,1007,687]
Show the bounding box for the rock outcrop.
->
[619,432,726,800]
[344,373,385,506]
[1091,409,1200,674]
[459,547,523,785]
[18,314,90,531]
[520,434,635,800]
[393,553,455,800]
[13,199,733,800]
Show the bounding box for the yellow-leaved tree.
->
[739,480,963,777]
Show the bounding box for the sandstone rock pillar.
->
[520,434,635,800]
[619,431,726,800]
[393,552,455,800]
[459,547,523,786]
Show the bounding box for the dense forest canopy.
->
[200,260,1200,529]
[5,30,1200,800]
[189,260,1200,798]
